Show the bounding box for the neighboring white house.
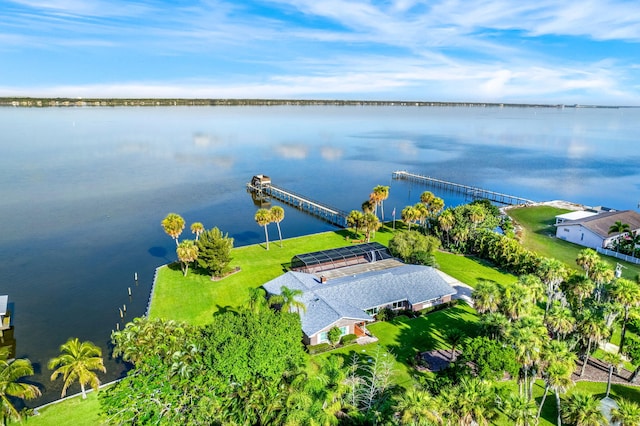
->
[555,210,640,249]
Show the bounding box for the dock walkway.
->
[392,171,534,206]
[247,177,349,227]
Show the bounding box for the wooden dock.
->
[247,176,349,227]
[392,171,534,205]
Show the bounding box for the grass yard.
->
[315,302,480,388]
[149,227,395,325]
[507,205,640,279]
[13,391,104,426]
[434,251,516,286]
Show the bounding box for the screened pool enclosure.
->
[290,242,393,274]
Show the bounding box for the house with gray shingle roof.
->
[555,210,640,249]
[262,264,456,346]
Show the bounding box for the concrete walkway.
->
[436,270,474,306]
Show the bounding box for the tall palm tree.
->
[602,351,623,398]
[346,210,364,238]
[502,393,536,426]
[509,323,545,400]
[161,213,186,246]
[537,258,567,316]
[536,357,575,426]
[269,206,285,248]
[362,213,381,242]
[576,249,600,278]
[479,312,510,341]
[562,391,607,426]
[176,239,199,276]
[501,282,532,322]
[270,286,306,315]
[609,278,640,354]
[190,222,204,241]
[48,338,106,399]
[401,206,418,231]
[371,185,389,221]
[578,310,609,377]
[0,348,41,424]
[438,209,455,245]
[420,191,434,206]
[588,261,614,302]
[255,208,272,250]
[610,399,640,426]
[563,274,595,309]
[413,203,429,229]
[545,303,576,341]
[472,280,502,314]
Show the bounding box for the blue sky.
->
[1,0,639,105]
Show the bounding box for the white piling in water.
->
[123,304,126,313]
[116,323,120,331]
[119,308,124,318]
[128,287,132,297]
[134,272,138,281]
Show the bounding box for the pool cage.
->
[290,242,393,274]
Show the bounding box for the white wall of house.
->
[556,225,604,249]
[308,318,358,346]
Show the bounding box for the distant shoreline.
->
[0,97,630,109]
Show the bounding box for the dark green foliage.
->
[340,333,358,346]
[195,227,234,277]
[470,198,501,218]
[376,307,395,321]
[388,230,440,263]
[307,343,332,354]
[327,326,342,346]
[102,309,307,425]
[460,336,519,381]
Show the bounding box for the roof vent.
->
[320,276,327,283]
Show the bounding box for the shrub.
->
[375,307,395,321]
[327,326,342,346]
[340,334,358,346]
[307,343,332,355]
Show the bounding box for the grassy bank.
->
[507,205,640,279]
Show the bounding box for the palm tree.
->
[576,249,600,278]
[247,287,268,314]
[509,323,545,400]
[537,258,567,316]
[362,212,381,242]
[502,393,536,426]
[588,260,614,302]
[438,209,455,245]
[346,210,364,238]
[420,190,434,206]
[371,185,389,221]
[395,387,442,425]
[563,274,596,309]
[609,221,631,235]
[190,222,204,241]
[562,391,607,426]
[443,328,465,361]
[536,355,575,426]
[401,206,418,231]
[176,239,199,276]
[578,310,609,377]
[545,303,576,341]
[255,208,272,250]
[270,286,306,314]
[501,282,532,322]
[610,399,640,426]
[0,348,41,424]
[48,338,106,399]
[602,351,623,398]
[479,312,510,341]
[413,203,429,229]
[269,206,285,248]
[161,213,185,246]
[472,280,502,314]
[467,204,486,228]
[609,278,640,354]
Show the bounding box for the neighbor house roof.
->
[555,211,598,222]
[559,210,640,238]
[263,264,456,337]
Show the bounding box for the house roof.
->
[559,210,640,238]
[555,211,598,222]
[263,264,456,337]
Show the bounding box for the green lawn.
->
[13,390,105,426]
[315,302,480,388]
[507,205,640,279]
[149,225,516,325]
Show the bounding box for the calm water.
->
[1,105,639,404]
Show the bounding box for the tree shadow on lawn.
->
[377,305,480,367]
